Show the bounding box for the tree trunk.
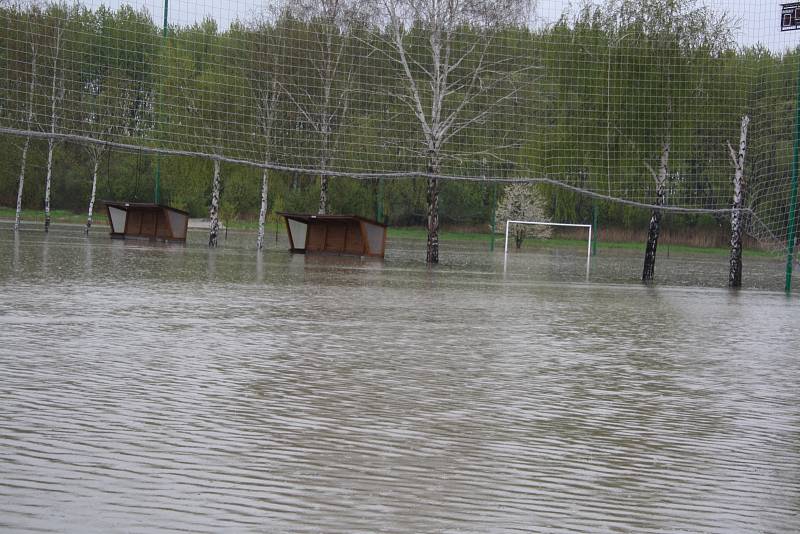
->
[209,159,221,247]
[255,83,277,250]
[729,115,750,288]
[642,208,662,281]
[45,25,63,233]
[44,138,55,232]
[13,136,31,231]
[85,156,101,234]
[318,175,329,215]
[14,44,37,232]
[257,167,269,250]
[515,229,524,250]
[317,122,330,216]
[642,142,670,281]
[426,171,440,264]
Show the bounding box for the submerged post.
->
[586,225,592,280]
[503,220,510,256]
[728,115,750,288]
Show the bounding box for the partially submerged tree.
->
[11,8,40,231]
[590,0,734,281]
[80,72,139,234]
[495,183,551,249]
[172,18,249,246]
[277,0,366,215]
[209,158,221,246]
[642,141,669,280]
[235,19,287,249]
[254,70,280,251]
[370,0,535,263]
[728,115,749,288]
[79,6,155,234]
[40,6,72,232]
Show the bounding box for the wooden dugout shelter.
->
[279,213,387,258]
[104,202,189,242]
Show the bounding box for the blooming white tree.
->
[495,183,551,250]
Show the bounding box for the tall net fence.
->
[1,0,799,250]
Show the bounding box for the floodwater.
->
[1,222,798,533]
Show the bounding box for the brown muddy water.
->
[1,223,798,533]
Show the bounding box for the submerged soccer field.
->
[1,224,798,533]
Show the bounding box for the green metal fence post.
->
[786,54,800,293]
[490,182,497,252]
[591,203,598,256]
[154,0,169,205]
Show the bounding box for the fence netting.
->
[1,0,798,249]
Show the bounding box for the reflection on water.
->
[1,223,798,533]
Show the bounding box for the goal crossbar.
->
[504,220,593,277]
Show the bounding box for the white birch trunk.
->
[85,155,101,234]
[14,137,31,231]
[209,159,221,247]
[642,141,670,281]
[426,154,441,264]
[728,115,750,288]
[318,128,329,215]
[44,138,54,232]
[318,129,329,214]
[257,167,269,250]
[318,177,329,215]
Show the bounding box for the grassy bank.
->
[0,207,107,226]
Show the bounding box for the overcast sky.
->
[93,0,800,53]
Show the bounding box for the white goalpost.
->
[503,220,593,277]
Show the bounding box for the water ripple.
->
[0,227,798,532]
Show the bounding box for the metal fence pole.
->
[786,54,800,292]
[154,0,169,204]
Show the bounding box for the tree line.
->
[1,0,797,264]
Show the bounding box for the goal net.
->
[0,0,797,255]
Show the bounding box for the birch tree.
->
[209,158,221,246]
[237,20,286,249]
[81,77,136,234]
[728,115,749,288]
[13,45,36,231]
[642,141,669,281]
[42,8,67,232]
[79,6,156,234]
[596,0,733,280]
[254,75,279,250]
[12,9,39,231]
[278,0,365,215]
[370,0,534,263]
[495,183,551,250]
[171,18,248,246]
